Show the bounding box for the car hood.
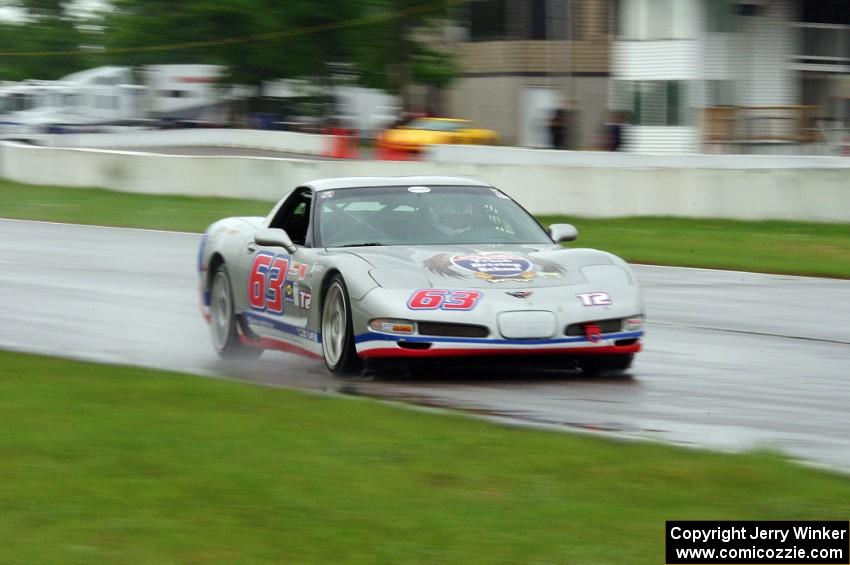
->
[341,244,626,289]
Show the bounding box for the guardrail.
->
[1,141,849,223]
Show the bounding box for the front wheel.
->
[210,264,262,360]
[321,275,362,376]
[577,354,634,376]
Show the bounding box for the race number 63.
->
[408,289,482,311]
[249,253,289,314]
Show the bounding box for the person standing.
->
[603,111,626,151]
[549,108,566,149]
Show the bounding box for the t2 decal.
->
[407,289,482,311]
[576,292,612,307]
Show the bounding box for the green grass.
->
[2,350,849,564]
[0,178,267,233]
[539,215,850,279]
[2,178,849,278]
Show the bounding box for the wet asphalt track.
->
[1,218,848,469]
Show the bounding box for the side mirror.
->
[548,223,578,243]
[255,228,296,254]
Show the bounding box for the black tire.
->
[577,354,634,376]
[209,264,262,360]
[321,274,362,376]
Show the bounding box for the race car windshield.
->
[317,185,553,247]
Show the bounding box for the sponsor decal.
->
[298,289,312,310]
[297,328,319,342]
[284,280,296,303]
[407,289,482,311]
[320,191,335,199]
[506,290,533,299]
[424,252,564,283]
[576,292,612,307]
[408,185,431,193]
[288,261,309,280]
[452,253,532,281]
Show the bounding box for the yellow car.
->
[378,117,499,153]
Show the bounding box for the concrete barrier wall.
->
[427,144,850,169]
[35,128,331,155]
[2,142,849,223]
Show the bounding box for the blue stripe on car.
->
[240,312,322,343]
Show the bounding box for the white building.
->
[611,0,849,154]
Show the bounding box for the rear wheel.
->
[210,264,262,360]
[577,354,634,376]
[321,274,362,376]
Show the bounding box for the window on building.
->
[468,0,574,41]
[548,0,573,40]
[706,80,735,106]
[705,0,739,32]
[646,0,673,38]
[617,0,699,39]
[618,80,690,126]
[469,0,507,41]
[530,0,573,40]
[801,0,850,26]
[530,0,547,39]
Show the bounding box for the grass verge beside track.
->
[539,215,850,279]
[0,179,266,233]
[2,179,849,278]
[2,350,850,563]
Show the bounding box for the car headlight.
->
[623,316,644,331]
[369,318,416,335]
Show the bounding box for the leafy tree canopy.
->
[99,0,456,91]
[0,0,458,94]
[0,0,92,80]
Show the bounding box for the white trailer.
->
[0,64,229,137]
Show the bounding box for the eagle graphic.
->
[425,253,466,279]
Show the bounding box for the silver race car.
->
[198,176,644,375]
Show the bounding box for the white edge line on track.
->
[2,217,846,283]
[0,217,201,236]
[4,142,326,163]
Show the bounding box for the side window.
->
[269,189,313,246]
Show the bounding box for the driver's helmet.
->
[429,199,475,236]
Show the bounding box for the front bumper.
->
[351,285,644,360]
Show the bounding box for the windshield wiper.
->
[339,242,384,247]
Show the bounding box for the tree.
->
[0,0,460,100]
[411,43,457,113]
[0,0,92,80]
[347,0,456,96]
[100,0,366,86]
[100,0,456,94]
